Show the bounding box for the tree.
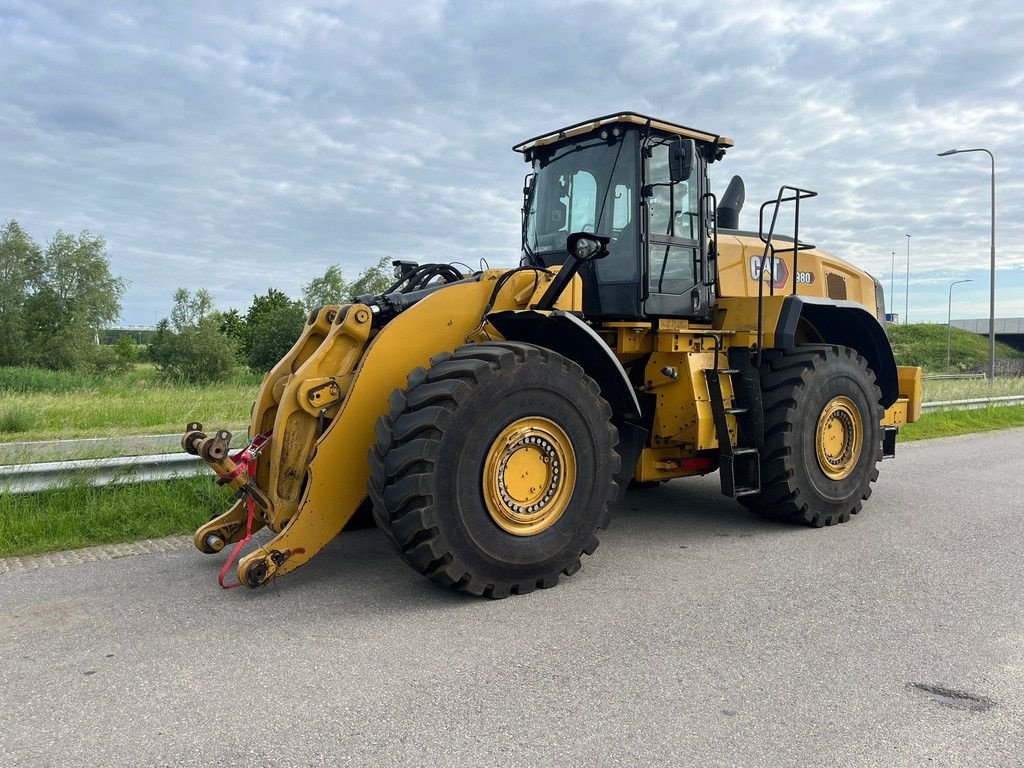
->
[349,257,393,297]
[300,258,394,311]
[301,264,346,310]
[218,308,246,348]
[26,230,127,370]
[243,288,306,372]
[169,287,214,331]
[151,290,238,383]
[0,221,42,366]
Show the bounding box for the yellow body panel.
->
[883,366,923,426]
[898,366,923,422]
[716,233,881,313]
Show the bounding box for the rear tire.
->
[368,341,619,598]
[739,345,883,526]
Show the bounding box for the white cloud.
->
[0,0,1021,323]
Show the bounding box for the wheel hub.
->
[483,417,576,536]
[814,396,863,480]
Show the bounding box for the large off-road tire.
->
[368,341,620,598]
[739,345,883,526]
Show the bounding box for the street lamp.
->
[890,249,895,321]
[904,234,911,324]
[947,279,972,370]
[938,147,996,381]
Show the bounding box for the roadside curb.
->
[0,535,191,575]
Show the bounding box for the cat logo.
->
[750,256,815,289]
[750,255,788,290]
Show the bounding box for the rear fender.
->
[778,296,899,407]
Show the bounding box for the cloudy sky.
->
[2,0,1022,324]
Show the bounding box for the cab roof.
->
[512,111,735,155]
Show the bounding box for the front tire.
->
[740,345,883,526]
[368,341,619,598]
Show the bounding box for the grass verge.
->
[900,405,1024,441]
[0,477,234,558]
[0,365,259,442]
[922,377,1024,402]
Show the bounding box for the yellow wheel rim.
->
[815,396,863,480]
[482,416,577,536]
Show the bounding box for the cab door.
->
[642,139,712,319]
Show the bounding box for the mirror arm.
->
[532,253,583,311]
[532,233,608,310]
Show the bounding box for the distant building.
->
[951,318,1024,353]
[101,325,159,344]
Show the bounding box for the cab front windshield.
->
[523,132,638,282]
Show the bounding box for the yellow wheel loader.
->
[183,112,922,597]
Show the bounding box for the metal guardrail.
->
[920,395,1024,412]
[0,430,245,464]
[2,397,1023,495]
[922,373,988,381]
[0,453,205,495]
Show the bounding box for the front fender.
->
[487,309,641,419]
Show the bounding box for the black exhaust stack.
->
[717,175,745,230]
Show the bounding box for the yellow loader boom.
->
[187,269,584,588]
[185,113,921,596]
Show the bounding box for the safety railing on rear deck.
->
[755,185,818,364]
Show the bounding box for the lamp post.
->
[904,234,911,324]
[938,147,996,381]
[890,249,895,321]
[946,279,972,370]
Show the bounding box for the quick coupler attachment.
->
[183,423,258,495]
[184,423,272,557]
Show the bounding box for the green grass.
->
[0,366,121,394]
[922,376,1024,402]
[900,405,1024,441]
[0,476,235,558]
[0,364,260,442]
[0,408,37,434]
[889,323,1023,372]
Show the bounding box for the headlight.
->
[567,232,610,262]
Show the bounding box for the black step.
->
[733,486,761,497]
[719,449,761,498]
[725,407,747,415]
[719,368,740,375]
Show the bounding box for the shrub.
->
[243,289,306,373]
[113,336,139,365]
[82,344,131,375]
[153,320,238,384]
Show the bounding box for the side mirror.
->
[669,138,695,183]
[567,232,610,261]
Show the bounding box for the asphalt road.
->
[2,429,1023,767]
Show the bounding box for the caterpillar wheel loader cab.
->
[183,112,922,597]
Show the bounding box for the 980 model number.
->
[794,271,815,285]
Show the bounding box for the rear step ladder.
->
[704,366,761,498]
